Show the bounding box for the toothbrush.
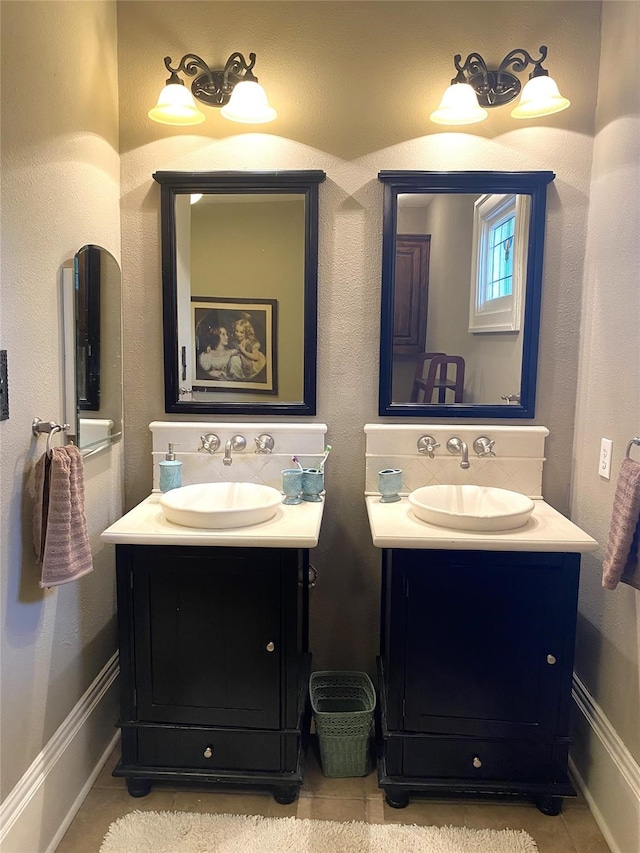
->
[318,445,332,472]
[292,455,303,471]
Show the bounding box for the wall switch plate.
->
[599,438,613,479]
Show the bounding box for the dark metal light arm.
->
[453,45,550,108]
[497,46,549,78]
[453,52,489,83]
[162,51,260,107]
[164,53,211,81]
[224,52,258,83]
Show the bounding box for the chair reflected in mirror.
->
[410,353,465,404]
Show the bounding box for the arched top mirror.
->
[63,244,123,453]
[154,170,326,416]
[378,170,555,418]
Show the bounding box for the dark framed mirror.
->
[75,245,101,410]
[378,171,555,418]
[63,245,123,452]
[154,170,326,415]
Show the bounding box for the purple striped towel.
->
[33,446,93,588]
[602,457,640,591]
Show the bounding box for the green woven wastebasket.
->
[310,671,376,778]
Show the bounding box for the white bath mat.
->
[100,810,538,853]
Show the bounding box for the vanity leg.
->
[385,788,410,809]
[535,795,563,816]
[273,784,299,805]
[126,778,152,798]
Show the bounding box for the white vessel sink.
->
[160,482,282,529]
[408,485,535,532]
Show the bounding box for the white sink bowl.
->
[408,484,535,532]
[159,482,282,529]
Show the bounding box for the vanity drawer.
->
[137,727,283,772]
[403,737,555,782]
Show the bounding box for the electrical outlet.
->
[599,438,613,479]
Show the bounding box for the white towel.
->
[602,457,640,591]
[33,446,93,588]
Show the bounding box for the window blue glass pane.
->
[484,213,516,302]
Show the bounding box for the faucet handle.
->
[254,434,275,454]
[473,436,496,457]
[417,435,441,458]
[199,433,220,454]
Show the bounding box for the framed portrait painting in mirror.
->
[192,297,277,394]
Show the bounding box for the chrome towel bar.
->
[32,417,70,458]
[626,437,640,459]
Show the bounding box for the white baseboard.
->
[44,730,121,853]
[571,673,640,853]
[0,653,120,853]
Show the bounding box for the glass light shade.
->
[148,83,206,126]
[430,82,488,126]
[220,80,277,124]
[511,74,570,119]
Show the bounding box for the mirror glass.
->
[378,171,555,418]
[64,245,123,452]
[154,171,326,415]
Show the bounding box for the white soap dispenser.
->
[159,443,182,493]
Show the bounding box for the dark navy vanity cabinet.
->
[377,548,581,814]
[113,544,311,803]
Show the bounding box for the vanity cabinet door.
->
[397,550,579,740]
[132,546,282,729]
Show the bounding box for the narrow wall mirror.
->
[378,171,555,418]
[63,245,123,452]
[154,170,326,415]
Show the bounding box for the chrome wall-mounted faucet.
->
[223,434,246,466]
[417,435,441,458]
[254,434,275,454]
[473,436,496,457]
[198,433,220,454]
[446,437,470,469]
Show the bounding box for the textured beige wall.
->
[3,2,637,845]
[0,0,122,799]
[118,1,600,676]
[571,0,640,782]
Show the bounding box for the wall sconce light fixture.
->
[148,52,277,126]
[430,46,570,126]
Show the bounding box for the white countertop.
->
[366,496,598,552]
[101,492,324,548]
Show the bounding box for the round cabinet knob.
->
[203,747,213,759]
[266,642,275,652]
[472,756,482,769]
[547,654,557,665]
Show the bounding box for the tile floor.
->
[55,741,612,853]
